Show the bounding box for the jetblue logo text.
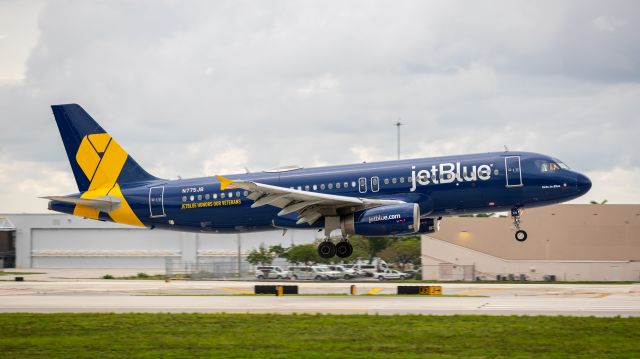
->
[410,162,492,192]
[368,213,401,223]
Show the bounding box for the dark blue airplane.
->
[45,104,592,258]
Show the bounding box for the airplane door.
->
[371,176,380,192]
[149,186,165,217]
[358,177,368,193]
[505,156,523,187]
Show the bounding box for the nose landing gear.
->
[511,207,528,242]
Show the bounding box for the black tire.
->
[291,275,298,280]
[399,275,405,280]
[276,275,282,279]
[314,275,322,281]
[257,275,264,280]
[515,230,528,242]
[336,241,353,258]
[317,241,337,258]
[378,276,385,281]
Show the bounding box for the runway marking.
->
[367,288,383,295]
[456,288,506,296]
[222,288,254,295]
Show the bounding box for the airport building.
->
[1,204,639,281]
[0,214,316,269]
[423,204,640,281]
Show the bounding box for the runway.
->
[0,279,638,316]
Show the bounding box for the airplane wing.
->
[216,175,404,225]
[41,195,122,213]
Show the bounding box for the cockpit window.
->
[536,159,566,173]
[552,158,570,169]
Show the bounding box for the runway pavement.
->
[0,278,638,316]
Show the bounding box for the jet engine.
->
[340,203,420,236]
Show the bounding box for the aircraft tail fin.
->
[51,104,158,192]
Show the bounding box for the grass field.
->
[0,314,638,358]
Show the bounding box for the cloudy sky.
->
[0,0,638,213]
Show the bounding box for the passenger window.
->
[205,194,210,200]
[228,192,233,198]
[213,193,218,199]
[344,182,349,188]
[328,183,333,189]
[320,184,326,190]
[400,177,405,184]
[190,195,194,201]
[384,178,389,185]
[297,186,302,190]
[305,185,310,191]
[182,196,187,202]
[236,191,240,198]
[336,182,341,189]
[351,181,356,188]
[392,178,397,184]
[243,191,249,196]
[313,185,318,190]
[221,193,225,199]
[198,195,202,201]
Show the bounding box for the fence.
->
[165,257,253,279]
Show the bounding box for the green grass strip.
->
[0,313,638,358]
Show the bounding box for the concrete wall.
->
[422,204,640,281]
[4,214,316,268]
[422,237,640,281]
[428,204,640,261]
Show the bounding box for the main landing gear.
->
[317,239,353,259]
[511,207,528,242]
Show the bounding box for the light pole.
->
[395,119,403,160]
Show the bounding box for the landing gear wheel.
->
[515,230,528,242]
[335,241,353,258]
[511,207,528,242]
[317,241,337,258]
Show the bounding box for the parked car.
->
[288,266,341,280]
[404,269,419,279]
[352,264,378,277]
[391,269,410,280]
[372,269,402,281]
[327,265,358,279]
[255,266,290,280]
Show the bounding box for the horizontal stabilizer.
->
[42,195,122,213]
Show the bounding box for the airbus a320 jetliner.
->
[45,104,592,258]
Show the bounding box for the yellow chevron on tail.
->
[73,133,143,227]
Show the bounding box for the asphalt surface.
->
[0,277,638,316]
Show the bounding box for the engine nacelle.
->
[417,217,440,234]
[341,203,420,237]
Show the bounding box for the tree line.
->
[246,235,421,270]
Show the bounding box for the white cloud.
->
[593,16,627,33]
[1,1,639,212]
[296,73,340,97]
[202,147,249,176]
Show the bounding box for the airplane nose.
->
[576,173,592,193]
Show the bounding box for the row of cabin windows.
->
[182,190,250,202]
[290,176,414,192]
[181,175,420,203]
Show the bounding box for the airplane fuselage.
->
[50,151,592,234]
